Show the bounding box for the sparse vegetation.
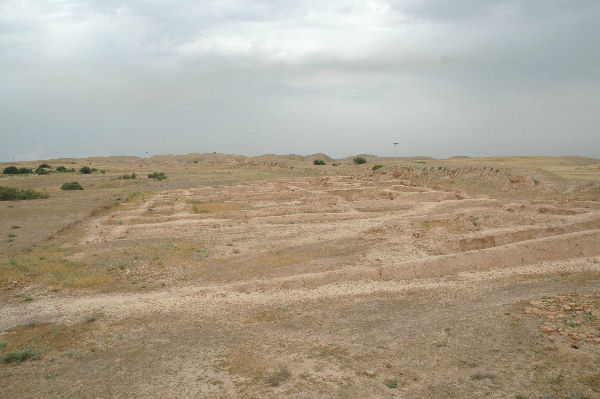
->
[353,157,367,165]
[119,173,137,180]
[471,372,496,380]
[148,172,167,180]
[2,348,39,363]
[313,159,326,165]
[61,181,84,190]
[267,365,291,386]
[79,166,92,174]
[63,349,83,358]
[0,186,48,201]
[1,154,599,397]
[372,164,383,171]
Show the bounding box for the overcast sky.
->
[1,0,599,161]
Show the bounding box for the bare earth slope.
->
[1,154,599,398]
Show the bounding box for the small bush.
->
[119,173,136,180]
[55,166,71,173]
[38,164,51,169]
[2,348,39,363]
[0,186,48,201]
[372,164,383,171]
[267,365,291,387]
[3,166,19,174]
[61,182,84,190]
[148,172,167,181]
[353,157,366,165]
[332,162,340,166]
[35,167,49,175]
[79,166,92,174]
[3,166,32,175]
[313,159,326,165]
[384,380,398,389]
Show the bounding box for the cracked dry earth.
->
[2,175,600,398]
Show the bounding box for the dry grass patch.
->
[222,345,269,383]
[421,219,458,231]
[1,239,209,291]
[185,241,362,282]
[0,247,118,290]
[190,201,252,214]
[0,320,96,362]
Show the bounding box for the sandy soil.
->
[1,154,599,398]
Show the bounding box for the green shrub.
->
[332,163,340,166]
[372,164,383,171]
[313,159,326,165]
[0,186,48,201]
[79,166,92,174]
[148,172,167,181]
[119,173,136,180]
[384,380,398,389]
[56,166,68,172]
[2,166,19,174]
[35,167,49,175]
[2,348,39,363]
[3,166,32,175]
[61,182,83,190]
[353,157,367,165]
[38,164,51,169]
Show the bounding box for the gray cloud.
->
[1,0,599,161]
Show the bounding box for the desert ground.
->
[1,153,600,398]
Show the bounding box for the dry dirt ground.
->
[1,154,600,398]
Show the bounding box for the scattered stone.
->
[505,311,511,315]
[571,343,579,349]
[364,370,375,377]
[524,309,532,314]
[541,327,555,333]
[563,305,572,311]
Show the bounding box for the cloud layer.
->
[1,0,599,160]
